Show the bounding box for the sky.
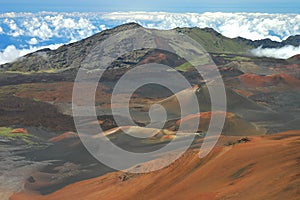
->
[0,0,299,13]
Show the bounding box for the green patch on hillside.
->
[0,127,36,145]
[183,28,252,54]
[175,56,210,72]
[175,62,194,72]
[225,56,252,62]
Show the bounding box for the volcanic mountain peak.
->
[1,23,299,73]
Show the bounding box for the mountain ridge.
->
[0,22,299,72]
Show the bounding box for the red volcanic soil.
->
[48,132,78,143]
[11,130,300,200]
[137,50,186,67]
[11,128,28,134]
[139,53,167,65]
[239,73,300,88]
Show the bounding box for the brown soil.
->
[0,95,75,131]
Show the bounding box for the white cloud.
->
[0,26,3,34]
[1,12,17,18]
[251,45,300,59]
[39,22,54,40]
[0,44,62,65]
[0,13,99,42]
[102,12,300,41]
[99,24,107,31]
[1,12,298,44]
[27,38,38,45]
[3,18,24,37]
[4,19,17,30]
[0,11,298,44]
[41,15,97,40]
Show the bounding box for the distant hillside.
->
[180,27,300,53]
[1,23,299,72]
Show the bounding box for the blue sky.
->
[0,0,299,13]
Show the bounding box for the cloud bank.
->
[0,44,62,65]
[102,12,300,42]
[251,45,300,59]
[0,12,299,64]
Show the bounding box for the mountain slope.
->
[11,130,300,200]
